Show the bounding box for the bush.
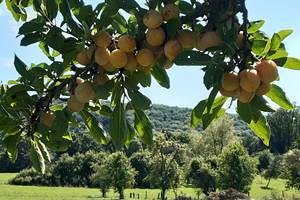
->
[130,151,151,188]
[206,189,250,200]
[186,158,216,195]
[256,150,273,173]
[9,151,106,187]
[217,143,257,193]
[283,149,300,190]
[9,168,53,186]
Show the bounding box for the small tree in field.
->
[217,143,257,193]
[191,115,239,157]
[262,155,282,188]
[256,150,273,173]
[186,158,216,195]
[283,149,300,190]
[90,164,111,198]
[147,134,183,200]
[96,152,136,199]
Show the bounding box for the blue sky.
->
[0,0,300,108]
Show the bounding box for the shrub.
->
[217,143,257,193]
[186,158,216,195]
[283,149,300,190]
[9,168,53,186]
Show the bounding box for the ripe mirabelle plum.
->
[109,49,128,68]
[161,3,180,21]
[256,82,272,96]
[76,50,90,65]
[124,53,138,72]
[95,47,110,66]
[67,95,85,112]
[196,32,223,51]
[75,82,96,103]
[40,111,56,128]
[146,27,166,47]
[118,35,136,52]
[94,31,112,48]
[164,40,182,61]
[143,10,163,29]
[177,29,196,49]
[220,87,240,97]
[222,72,240,92]
[136,48,155,67]
[255,59,278,83]
[238,89,255,103]
[93,74,109,86]
[239,69,261,92]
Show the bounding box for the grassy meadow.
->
[0,173,299,200]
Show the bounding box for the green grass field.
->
[0,173,299,200]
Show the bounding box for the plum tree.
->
[0,0,299,173]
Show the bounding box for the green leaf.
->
[251,96,275,113]
[111,79,123,107]
[134,109,153,145]
[270,30,293,52]
[266,84,294,110]
[133,71,151,87]
[18,17,46,35]
[125,121,136,148]
[73,5,94,27]
[128,90,152,110]
[248,20,265,34]
[21,32,44,46]
[2,131,22,162]
[270,33,281,51]
[266,50,288,60]
[93,80,113,100]
[260,39,271,57]
[277,29,293,41]
[202,96,227,129]
[30,140,46,174]
[109,101,127,150]
[151,65,170,89]
[191,100,207,128]
[178,1,193,15]
[237,101,252,124]
[252,40,267,55]
[164,17,181,38]
[44,0,58,20]
[80,110,107,144]
[249,112,271,146]
[175,50,212,66]
[37,140,51,163]
[14,55,34,82]
[274,57,300,70]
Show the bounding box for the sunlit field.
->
[0,174,299,200]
